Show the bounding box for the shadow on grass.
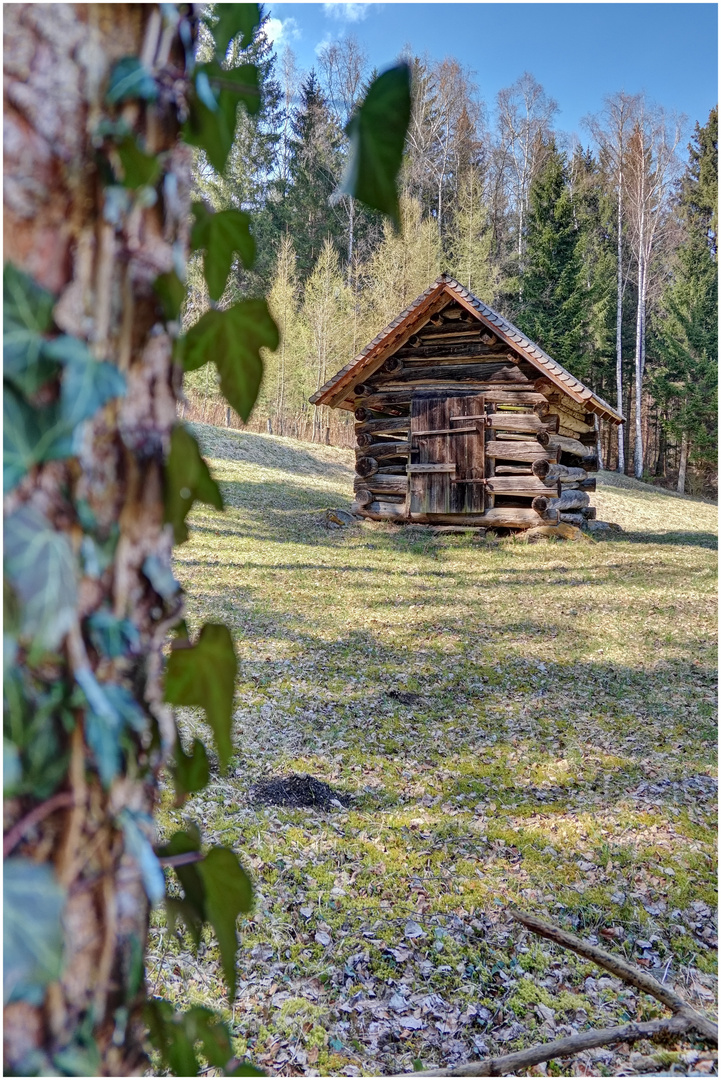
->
[621,530,718,549]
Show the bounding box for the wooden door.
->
[408,392,487,517]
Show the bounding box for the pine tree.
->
[651,107,718,492]
[271,72,345,283]
[516,141,585,372]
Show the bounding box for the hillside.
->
[151,424,718,1077]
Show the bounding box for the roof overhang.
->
[310,276,624,424]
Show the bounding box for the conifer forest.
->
[182,14,718,496]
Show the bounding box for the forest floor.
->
[149,424,718,1077]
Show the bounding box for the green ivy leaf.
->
[197,848,253,999]
[165,424,224,545]
[44,335,126,428]
[212,3,261,58]
[3,385,73,493]
[119,809,165,905]
[181,300,278,422]
[4,505,77,652]
[4,738,21,796]
[116,136,161,189]
[191,205,256,300]
[173,734,210,806]
[335,63,411,229]
[165,896,204,947]
[106,56,158,105]
[145,999,200,1077]
[4,858,66,1005]
[227,1065,265,1077]
[164,624,237,771]
[154,271,187,322]
[3,264,58,397]
[184,63,260,174]
[87,610,140,659]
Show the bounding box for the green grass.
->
[148,424,717,1076]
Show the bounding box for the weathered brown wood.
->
[486,413,559,434]
[485,441,558,463]
[486,476,561,497]
[353,488,374,506]
[532,490,591,513]
[354,417,409,437]
[496,431,543,443]
[532,461,588,482]
[355,440,410,459]
[360,506,559,528]
[564,477,596,492]
[495,465,532,475]
[409,392,486,516]
[354,405,408,422]
[371,363,524,384]
[382,356,403,373]
[354,473,407,494]
[397,342,507,361]
[548,434,596,459]
[559,512,585,526]
[355,457,379,478]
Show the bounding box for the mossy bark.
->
[3,5,192,1073]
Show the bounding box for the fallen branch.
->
[398,908,717,1077]
[509,908,718,1044]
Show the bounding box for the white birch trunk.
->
[615,171,626,473]
[677,432,689,494]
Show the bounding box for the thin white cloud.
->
[265,16,301,49]
[323,2,373,23]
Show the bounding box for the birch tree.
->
[496,72,558,283]
[584,92,640,472]
[625,106,682,478]
[303,239,353,441]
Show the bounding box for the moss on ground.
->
[148,425,718,1077]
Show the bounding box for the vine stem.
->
[3,791,75,858]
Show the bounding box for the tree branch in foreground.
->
[396,907,717,1077]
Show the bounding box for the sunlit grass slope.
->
[149,424,717,1077]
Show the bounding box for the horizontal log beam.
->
[396,342,508,361]
[354,417,409,437]
[486,413,559,434]
[532,461,588,481]
[486,476,561,497]
[358,505,560,528]
[355,440,410,458]
[486,441,559,463]
[548,434,596,459]
[353,473,406,495]
[371,363,523,384]
[532,490,591,513]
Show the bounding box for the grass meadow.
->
[148,424,717,1077]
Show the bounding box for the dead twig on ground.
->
[398,907,717,1077]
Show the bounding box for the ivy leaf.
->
[154,271,187,322]
[44,335,126,428]
[212,3,261,58]
[3,385,73,492]
[4,505,77,652]
[184,63,260,174]
[115,136,161,189]
[158,828,206,925]
[75,668,124,787]
[106,56,158,105]
[197,847,253,999]
[119,809,165,905]
[335,63,411,229]
[3,264,58,397]
[4,738,21,796]
[142,554,181,601]
[173,732,210,806]
[4,858,66,1005]
[181,300,278,422]
[164,624,237,771]
[86,610,140,659]
[165,424,224,545]
[191,205,256,300]
[145,999,200,1077]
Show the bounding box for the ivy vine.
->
[3,2,411,1075]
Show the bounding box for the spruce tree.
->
[516,141,585,372]
[651,107,718,492]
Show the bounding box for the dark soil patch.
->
[387,690,423,705]
[248,773,352,810]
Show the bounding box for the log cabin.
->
[309,274,624,530]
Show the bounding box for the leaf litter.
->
[148,425,718,1077]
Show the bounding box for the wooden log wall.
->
[347,302,600,530]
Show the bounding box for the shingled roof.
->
[309,274,624,424]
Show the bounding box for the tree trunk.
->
[677,432,689,494]
[4,5,191,1073]
[634,246,646,479]
[616,170,626,474]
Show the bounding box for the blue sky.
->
[264,3,718,139]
